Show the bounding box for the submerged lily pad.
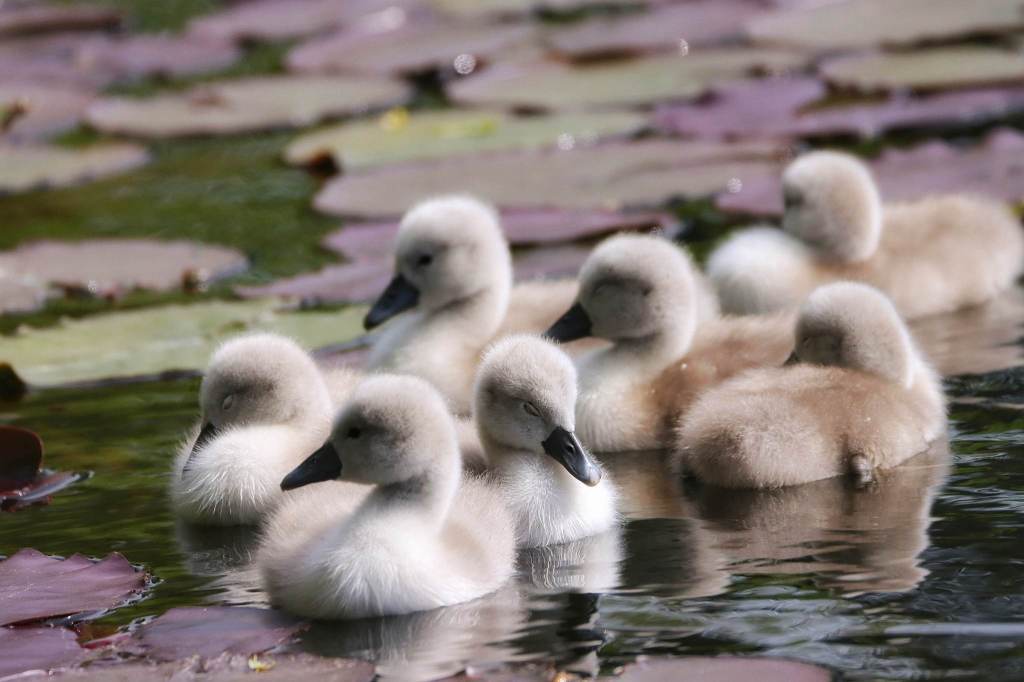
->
[287,20,535,76]
[133,607,306,661]
[449,49,807,110]
[0,549,147,625]
[1,300,366,386]
[748,0,1024,50]
[314,139,785,217]
[0,82,94,142]
[0,2,120,37]
[822,47,1024,93]
[284,109,645,169]
[86,75,410,138]
[0,142,149,194]
[0,626,87,678]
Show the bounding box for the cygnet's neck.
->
[372,442,462,528]
[609,314,697,369]
[427,278,510,339]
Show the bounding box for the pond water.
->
[3,290,1024,681]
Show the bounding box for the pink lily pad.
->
[132,607,306,661]
[0,142,150,194]
[0,32,119,88]
[235,260,390,304]
[655,78,1024,140]
[0,426,84,511]
[717,127,1024,215]
[287,20,535,76]
[547,1,765,60]
[612,656,831,681]
[0,2,120,37]
[314,139,786,217]
[0,239,248,295]
[0,626,87,678]
[0,549,147,625]
[0,276,48,314]
[73,34,243,82]
[0,82,94,142]
[71,653,375,681]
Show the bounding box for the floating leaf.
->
[0,32,117,88]
[72,653,375,680]
[0,549,146,625]
[287,20,534,76]
[513,243,590,281]
[614,657,831,682]
[284,109,645,169]
[449,49,807,111]
[0,300,366,386]
[314,139,785,217]
[0,82,94,142]
[548,1,764,60]
[235,261,391,305]
[132,607,306,661]
[0,626,87,678]
[0,2,120,37]
[74,34,242,82]
[0,239,247,296]
[0,142,149,194]
[822,47,1024,93]
[748,0,1024,50]
[86,75,410,138]
[0,276,48,314]
[431,0,645,20]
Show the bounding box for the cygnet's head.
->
[781,150,882,263]
[364,195,512,329]
[280,375,458,490]
[545,234,699,347]
[475,335,601,486]
[191,333,331,458]
[793,282,915,387]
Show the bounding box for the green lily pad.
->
[748,0,1024,50]
[821,47,1024,93]
[1,300,366,387]
[448,49,807,110]
[86,74,411,138]
[0,142,149,194]
[313,138,785,217]
[284,109,646,169]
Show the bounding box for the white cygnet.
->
[258,374,515,619]
[708,150,1024,319]
[474,334,618,547]
[545,233,794,452]
[676,282,947,488]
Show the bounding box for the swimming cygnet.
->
[474,335,617,547]
[362,195,577,415]
[676,282,947,488]
[171,333,339,525]
[545,233,793,452]
[258,374,515,619]
[708,150,1024,319]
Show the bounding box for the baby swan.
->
[259,375,515,619]
[171,333,334,525]
[708,150,1024,318]
[676,282,946,489]
[475,335,617,547]
[545,233,793,452]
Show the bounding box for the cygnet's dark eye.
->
[522,402,541,418]
[221,394,235,411]
[416,253,433,267]
[347,427,362,439]
[784,189,803,208]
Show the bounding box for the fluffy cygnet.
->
[545,233,793,452]
[363,195,579,415]
[171,333,337,525]
[474,335,617,547]
[708,150,1024,318]
[259,374,515,619]
[676,282,947,488]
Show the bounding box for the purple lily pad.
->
[655,78,1024,141]
[547,0,765,60]
[70,653,375,681]
[0,2,120,37]
[717,127,1024,215]
[611,656,831,681]
[0,82,94,142]
[0,626,87,678]
[0,32,120,88]
[73,34,243,83]
[132,607,306,661]
[0,549,147,625]
[235,260,390,304]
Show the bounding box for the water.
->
[3,291,1024,680]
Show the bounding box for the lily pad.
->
[0,82,94,142]
[613,657,831,681]
[655,78,1024,140]
[449,49,807,110]
[235,261,391,305]
[0,2,120,37]
[0,142,149,194]
[86,74,410,138]
[287,20,535,76]
[71,654,376,681]
[0,300,366,386]
[0,239,248,295]
[0,626,87,678]
[430,0,645,20]
[548,1,764,60]
[0,426,42,490]
[747,0,1024,50]
[133,607,306,661]
[513,243,590,281]
[0,32,118,88]
[0,549,147,626]
[74,34,243,82]
[0,276,48,314]
[284,109,646,169]
[314,138,785,217]
[821,47,1024,93]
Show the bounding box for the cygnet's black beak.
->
[183,422,218,472]
[543,303,592,343]
[281,442,343,491]
[784,351,800,366]
[364,274,420,330]
[542,426,602,487]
